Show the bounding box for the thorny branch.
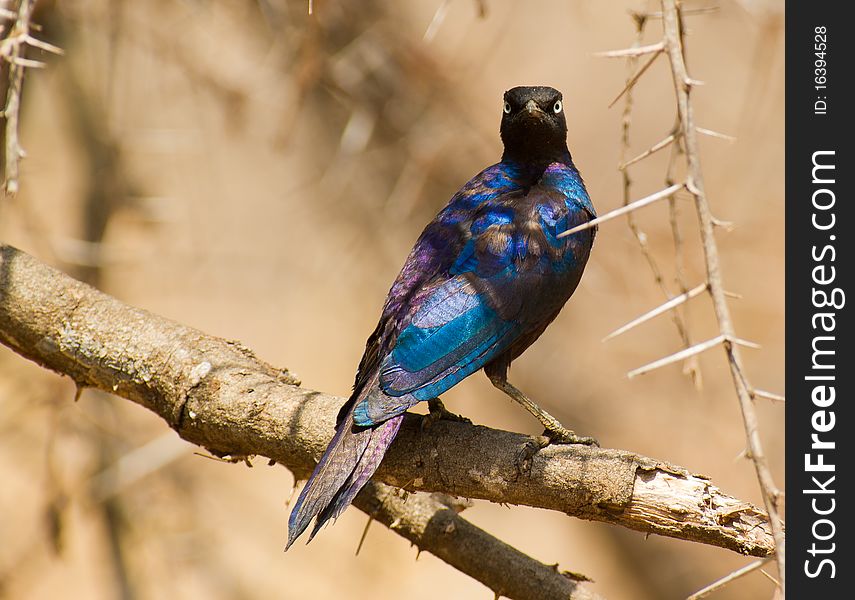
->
[0,0,62,196]
[594,0,785,594]
[659,0,785,589]
[614,11,701,387]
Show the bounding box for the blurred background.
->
[0,0,783,598]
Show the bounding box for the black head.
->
[500,86,569,165]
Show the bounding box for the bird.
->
[286,85,597,548]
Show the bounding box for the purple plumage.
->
[286,86,597,548]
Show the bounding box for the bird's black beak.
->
[522,99,546,121]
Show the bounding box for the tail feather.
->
[286,402,403,549]
[311,415,402,537]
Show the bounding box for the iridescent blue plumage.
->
[287,86,597,548]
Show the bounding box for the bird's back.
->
[349,159,595,423]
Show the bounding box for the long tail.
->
[286,393,403,549]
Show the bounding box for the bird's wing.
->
[352,188,580,426]
[340,166,512,419]
[377,274,520,397]
[349,166,594,427]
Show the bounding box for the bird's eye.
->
[553,100,563,113]
[503,101,512,114]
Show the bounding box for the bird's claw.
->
[514,437,543,477]
[542,427,599,447]
[424,398,471,427]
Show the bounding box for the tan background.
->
[0,1,784,598]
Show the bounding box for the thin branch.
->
[89,433,190,502]
[612,17,700,387]
[660,0,785,586]
[0,2,63,196]
[686,558,771,600]
[356,482,603,600]
[1,0,38,196]
[558,183,684,238]
[0,243,776,561]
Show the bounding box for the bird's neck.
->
[500,146,574,185]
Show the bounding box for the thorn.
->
[10,56,46,68]
[619,133,677,170]
[558,183,684,238]
[603,282,707,341]
[712,216,735,230]
[696,126,736,142]
[752,389,785,403]
[193,451,236,463]
[727,336,761,350]
[627,334,726,378]
[759,569,781,587]
[685,178,702,196]
[284,480,301,509]
[73,384,85,402]
[423,0,451,42]
[595,41,664,58]
[637,6,719,20]
[24,34,65,55]
[355,516,373,556]
[608,49,664,109]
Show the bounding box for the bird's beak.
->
[523,99,546,120]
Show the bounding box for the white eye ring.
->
[553,100,563,113]
[503,101,512,114]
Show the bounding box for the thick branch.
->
[0,244,599,600]
[0,243,775,564]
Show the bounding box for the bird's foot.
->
[421,399,471,432]
[514,437,544,477]
[541,426,599,447]
[426,398,471,425]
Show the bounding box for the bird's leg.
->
[421,398,471,431]
[487,374,598,447]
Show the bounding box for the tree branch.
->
[0,244,603,600]
[0,243,775,587]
